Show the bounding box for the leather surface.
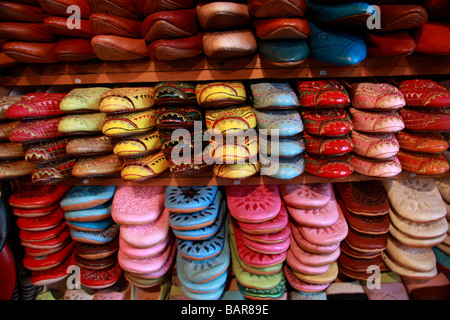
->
[54,38,97,62]
[44,16,95,39]
[66,135,114,156]
[250,81,300,110]
[350,131,399,159]
[367,162,409,186]
[253,17,311,40]
[309,22,367,66]
[397,149,449,175]
[302,108,353,136]
[303,131,353,156]
[3,41,59,63]
[203,29,257,59]
[0,22,56,42]
[349,108,404,133]
[399,79,450,108]
[0,1,47,22]
[258,39,310,66]
[305,153,354,178]
[6,92,66,120]
[91,35,148,61]
[89,0,143,20]
[72,154,122,178]
[143,0,195,16]
[306,0,372,27]
[39,0,92,19]
[413,22,450,55]
[399,108,450,132]
[32,158,77,183]
[196,81,247,109]
[0,159,35,179]
[335,180,390,216]
[349,82,406,110]
[248,0,307,18]
[0,142,25,160]
[147,32,203,61]
[25,138,69,163]
[196,1,251,31]
[89,13,142,38]
[297,79,350,108]
[378,4,428,31]
[397,131,449,153]
[9,117,64,143]
[0,245,16,300]
[365,31,416,56]
[141,8,199,43]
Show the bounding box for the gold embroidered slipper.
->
[121,151,169,181]
[205,105,257,136]
[113,130,162,158]
[99,87,155,114]
[102,109,157,137]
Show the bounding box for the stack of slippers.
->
[41,0,96,62]
[296,80,354,178]
[435,178,450,274]
[226,185,289,300]
[396,79,450,175]
[334,181,390,281]
[154,81,210,176]
[281,183,347,294]
[99,86,168,181]
[90,0,148,61]
[382,178,448,280]
[0,87,31,179]
[112,185,175,295]
[142,2,203,62]
[249,0,310,67]
[60,86,116,171]
[167,185,229,300]
[0,0,92,64]
[60,185,121,290]
[9,185,75,287]
[251,81,306,180]
[6,89,81,184]
[347,81,405,178]
[198,1,256,60]
[201,81,260,180]
[57,86,116,179]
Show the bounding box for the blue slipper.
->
[309,21,367,65]
[258,39,310,67]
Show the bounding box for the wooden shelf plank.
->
[18,170,450,187]
[1,54,449,86]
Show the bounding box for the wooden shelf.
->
[1,54,450,86]
[18,170,450,187]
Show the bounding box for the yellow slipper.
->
[121,151,169,181]
[213,161,260,180]
[60,87,111,113]
[195,81,247,109]
[58,113,107,134]
[99,87,155,113]
[113,130,162,158]
[205,105,256,136]
[208,135,258,164]
[102,109,157,137]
